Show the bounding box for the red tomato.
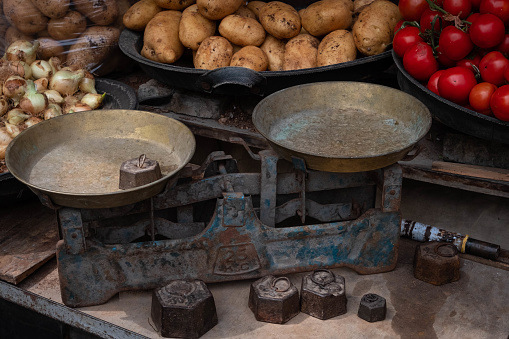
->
[420,8,448,34]
[471,0,482,11]
[427,70,445,95]
[443,0,472,19]
[480,0,509,25]
[437,66,478,105]
[393,26,425,57]
[438,26,474,61]
[479,51,509,86]
[456,54,482,71]
[399,0,430,21]
[469,13,505,49]
[466,13,481,27]
[394,20,405,33]
[504,67,509,83]
[496,34,509,57]
[436,45,457,68]
[403,42,439,82]
[490,85,509,120]
[469,82,498,115]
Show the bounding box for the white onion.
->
[5,122,21,138]
[2,75,28,104]
[5,40,40,65]
[79,72,97,94]
[66,103,91,114]
[42,103,62,120]
[81,93,105,110]
[34,78,49,92]
[0,127,13,160]
[19,80,48,115]
[6,108,31,125]
[9,61,32,79]
[43,89,64,104]
[31,60,53,79]
[0,96,10,117]
[49,69,85,96]
[48,57,62,74]
[24,116,42,128]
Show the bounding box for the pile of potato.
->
[0,0,131,75]
[123,0,402,71]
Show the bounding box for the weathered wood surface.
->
[432,161,509,182]
[0,199,58,284]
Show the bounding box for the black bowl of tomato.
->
[393,49,509,145]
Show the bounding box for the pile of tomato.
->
[394,0,509,121]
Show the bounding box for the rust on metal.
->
[150,280,217,339]
[248,275,300,324]
[300,269,347,320]
[413,242,460,286]
[357,293,387,322]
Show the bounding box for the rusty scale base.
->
[55,150,402,307]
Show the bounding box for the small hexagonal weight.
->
[119,154,162,190]
[300,269,347,320]
[414,242,460,286]
[248,275,300,324]
[151,280,218,338]
[357,293,386,322]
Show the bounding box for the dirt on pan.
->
[218,101,256,131]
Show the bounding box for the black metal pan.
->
[119,30,394,97]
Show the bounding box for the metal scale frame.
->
[55,149,402,307]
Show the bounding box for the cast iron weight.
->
[151,280,218,338]
[119,154,162,190]
[300,269,347,320]
[414,241,460,286]
[248,275,300,324]
[357,293,387,322]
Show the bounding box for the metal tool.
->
[54,147,403,307]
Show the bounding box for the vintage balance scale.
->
[6,82,431,307]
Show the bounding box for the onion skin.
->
[49,69,85,96]
[0,127,13,160]
[9,61,32,79]
[66,102,91,113]
[0,96,11,117]
[42,103,62,120]
[35,78,49,92]
[3,76,28,103]
[5,122,22,138]
[24,116,42,128]
[5,40,40,65]
[43,89,64,104]
[6,108,31,125]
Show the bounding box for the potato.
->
[47,11,87,41]
[317,30,356,66]
[179,4,216,50]
[352,0,402,56]
[66,26,121,71]
[123,0,162,31]
[301,0,353,37]
[31,0,70,19]
[219,15,266,47]
[354,0,376,13]
[36,37,66,62]
[3,0,48,35]
[230,46,268,71]
[259,2,301,40]
[246,1,266,19]
[74,0,119,26]
[197,0,245,20]
[154,0,195,10]
[194,36,233,70]
[283,34,319,70]
[260,34,285,71]
[4,27,34,46]
[141,11,184,64]
[235,5,257,19]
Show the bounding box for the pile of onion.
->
[0,39,106,168]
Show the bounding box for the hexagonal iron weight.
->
[414,242,460,286]
[300,269,347,320]
[151,280,218,338]
[248,275,300,324]
[119,154,162,190]
[357,293,386,322]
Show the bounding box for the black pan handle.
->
[197,67,267,96]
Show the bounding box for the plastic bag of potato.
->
[0,0,133,76]
[123,0,401,72]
